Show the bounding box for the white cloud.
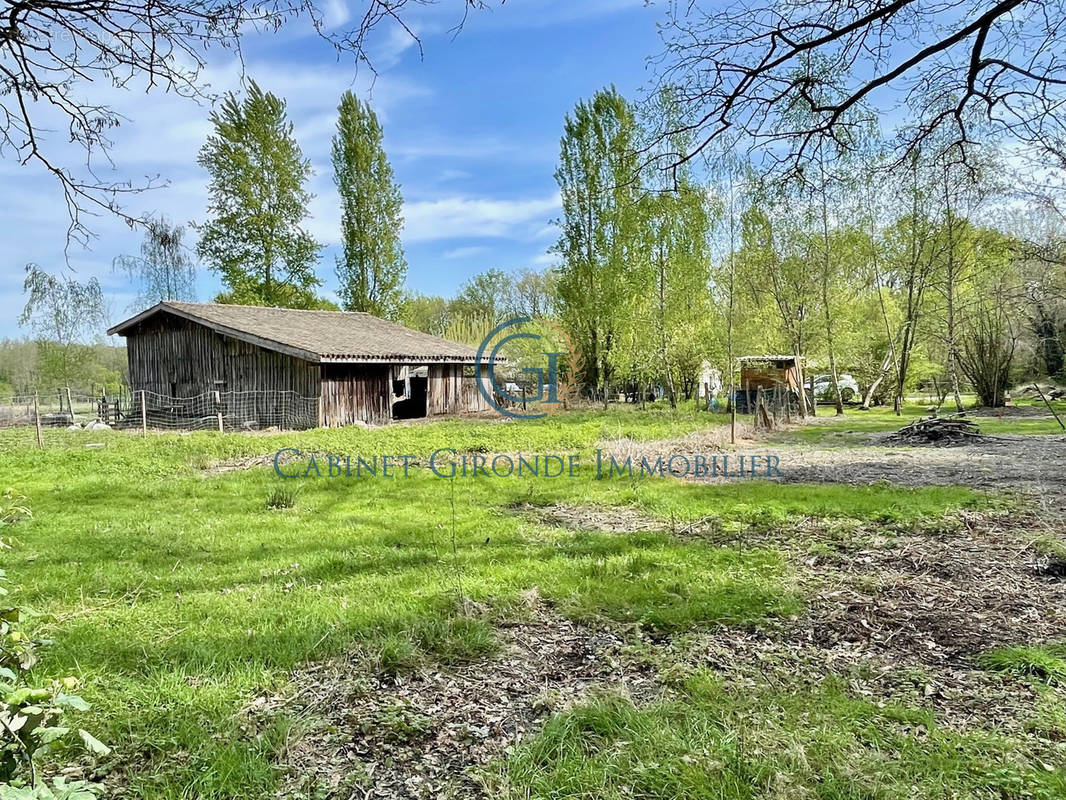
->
[323,0,351,29]
[442,245,490,260]
[391,135,551,164]
[435,168,471,182]
[403,193,560,242]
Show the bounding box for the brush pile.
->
[886,414,982,445]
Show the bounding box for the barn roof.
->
[108,302,493,364]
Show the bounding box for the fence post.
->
[140,390,147,437]
[730,360,737,445]
[280,391,287,431]
[214,391,223,433]
[33,392,43,449]
[66,387,75,424]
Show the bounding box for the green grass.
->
[0,408,1007,797]
[980,644,1066,686]
[499,672,1066,799]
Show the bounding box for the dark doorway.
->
[392,370,428,420]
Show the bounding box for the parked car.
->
[812,373,859,402]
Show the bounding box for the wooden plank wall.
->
[427,364,490,415]
[320,364,391,426]
[124,312,489,427]
[739,365,800,392]
[126,314,320,399]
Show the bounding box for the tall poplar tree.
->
[332,91,407,319]
[196,82,323,308]
[554,86,642,404]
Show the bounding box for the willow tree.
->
[554,87,642,404]
[19,265,106,390]
[196,82,322,308]
[114,218,197,306]
[333,92,407,319]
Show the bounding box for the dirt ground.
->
[267,596,660,800]
[601,429,1066,500]
[265,430,1066,799]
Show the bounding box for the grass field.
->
[2,404,1063,798]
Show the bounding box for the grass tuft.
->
[979,644,1066,685]
[266,486,299,509]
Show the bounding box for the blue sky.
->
[0,0,664,339]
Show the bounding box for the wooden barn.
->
[107,302,496,428]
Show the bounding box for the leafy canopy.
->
[196,82,323,309]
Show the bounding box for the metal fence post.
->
[33,392,43,449]
[214,391,223,433]
[140,390,147,437]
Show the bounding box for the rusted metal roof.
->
[108,302,494,364]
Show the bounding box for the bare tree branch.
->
[654,0,1066,179]
[1,0,488,250]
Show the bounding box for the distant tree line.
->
[538,81,1066,411]
[0,339,127,398]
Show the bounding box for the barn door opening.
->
[392,365,428,420]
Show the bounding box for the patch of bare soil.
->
[625,432,1066,499]
[509,501,670,533]
[515,498,1066,739]
[968,404,1054,418]
[515,502,1066,670]
[670,512,1066,753]
[201,452,287,474]
[525,500,1066,744]
[266,597,658,799]
[778,435,1066,498]
[722,511,1064,655]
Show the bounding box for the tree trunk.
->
[793,342,808,419]
[657,246,677,408]
[943,178,964,413]
[862,349,894,409]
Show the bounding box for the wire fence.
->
[134,390,319,431]
[0,388,320,442]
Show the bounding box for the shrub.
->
[0,491,31,527]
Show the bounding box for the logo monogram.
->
[475,316,573,420]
